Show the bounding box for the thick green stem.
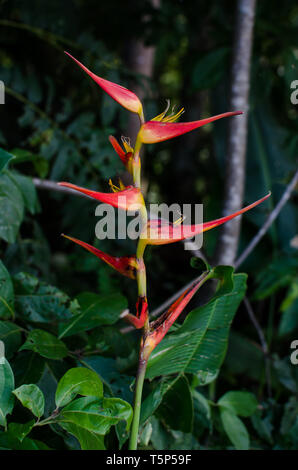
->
[129,353,147,450]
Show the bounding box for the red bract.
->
[142,276,207,357]
[137,111,242,144]
[65,52,143,117]
[62,234,137,279]
[109,135,134,173]
[141,193,271,245]
[58,182,145,211]
[122,296,149,329]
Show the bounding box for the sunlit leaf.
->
[13,384,45,418]
[55,367,103,408]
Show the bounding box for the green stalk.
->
[129,111,148,451]
[128,352,147,450]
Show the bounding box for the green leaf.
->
[0,358,15,427]
[190,257,210,272]
[14,272,74,324]
[156,375,194,433]
[0,321,22,359]
[20,329,68,360]
[8,421,35,442]
[218,391,258,417]
[0,172,24,243]
[146,274,247,380]
[192,390,212,437]
[191,47,230,90]
[59,422,105,450]
[55,367,103,408]
[0,148,14,173]
[59,396,133,435]
[13,352,45,387]
[220,409,250,450]
[210,265,234,298]
[0,261,14,320]
[9,172,39,214]
[80,356,134,404]
[58,292,127,338]
[0,432,50,450]
[140,377,178,425]
[13,384,45,418]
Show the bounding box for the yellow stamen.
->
[151,100,185,123]
[162,107,185,123]
[173,211,185,225]
[121,136,133,153]
[152,100,171,122]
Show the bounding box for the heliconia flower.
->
[142,276,207,357]
[58,182,145,212]
[65,52,144,119]
[62,234,137,279]
[109,135,133,174]
[121,296,148,329]
[137,111,243,144]
[141,192,271,245]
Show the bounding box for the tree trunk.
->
[125,0,160,144]
[214,0,257,266]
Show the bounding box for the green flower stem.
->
[129,351,148,450]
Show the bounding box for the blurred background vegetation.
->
[0,0,298,449]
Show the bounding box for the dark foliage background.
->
[0,0,297,450]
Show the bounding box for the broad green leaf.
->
[20,329,68,360]
[0,358,15,427]
[156,375,193,433]
[59,422,105,450]
[0,321,22,359]
[218,391,258,417]
[0,261,14,319]
[193,390,212,437]
[9,172,39,214]
[10,148,49,179]
[37,365,59,417]
[146,274,247,380]
[140,377,179,425]
[273,357,298,393]
[55,367,103,408]
[210,265,234,298]
[0,432,50,450]
[13,351,45,387]
[59,396,133,434]
[13,384,45,418]
[0,148,14,173]
[58,292,127,338]
[253,257,298,301]
[251,409,273,444]
[191,47,230,90]
[220,409,250,450]
[81,356,134,404]
[0,172,24,243]
[8,420,35,442]
[225,331,264,382]
[279,299,298,336]
[14,272,74,324]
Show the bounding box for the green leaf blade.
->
[55,367,103,408]
[13,384,45,418]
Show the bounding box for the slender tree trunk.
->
[125,0,160,144]
[214,0,257,266]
